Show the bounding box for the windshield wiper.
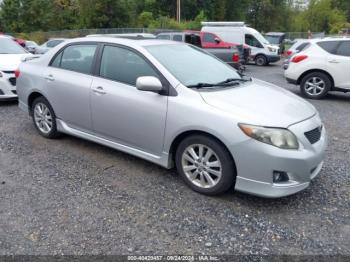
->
[187,82,216,88]
[216,78,251,86]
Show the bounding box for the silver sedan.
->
[16,37,327,197]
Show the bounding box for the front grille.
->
[8,77,16,86]
[305,126,322,144]
[2,71,15,74]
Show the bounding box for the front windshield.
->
[253,32,270,45]
[0,38,27,54]
[265,36,280,45]
[145,44,241,87]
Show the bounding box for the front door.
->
[90,45,168,156]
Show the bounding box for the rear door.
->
[322,40,350,88]
[45,43,98,131]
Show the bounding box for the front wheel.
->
[255,55,267,66]
[300,72,331,99]
[175,135,236,195]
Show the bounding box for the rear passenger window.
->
[156,35,171,40]
[203,33,216,43]
[336,41,350,57]
[99,45,159,86]
[317,41,339,54]
[53,44,97,74]
[296,42,310,52]
[173,35,183,42]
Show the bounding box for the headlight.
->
[267,47,274,52]
[239,124,299,149]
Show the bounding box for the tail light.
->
[287,50,292,56]
[291,55,308,63]
[232,53,240,62]
[15,69,20,78]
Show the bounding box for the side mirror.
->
[136,76,163,93]
[214,37,221,43]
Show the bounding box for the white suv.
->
[285,38,350,99]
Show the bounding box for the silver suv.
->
[17,37,327,197]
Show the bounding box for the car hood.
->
[199,79,316,128]
[0,54,32,71]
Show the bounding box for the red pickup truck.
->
[187,31,250,63]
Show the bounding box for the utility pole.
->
[176,0,181,23]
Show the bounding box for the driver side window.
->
[245,34,262,48]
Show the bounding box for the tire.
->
[175,134,236,195]
[255,55,267,66]
[300,72,331,99]
[31,96,59,139]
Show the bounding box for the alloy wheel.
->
[34,103,53,134]
[181,144,222,189]
[304,77,325,96]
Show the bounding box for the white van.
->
[201,22,280,66]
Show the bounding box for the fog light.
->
[273,171,289,183]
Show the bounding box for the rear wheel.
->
[300,72,331,99]
[175,135,236,195]
[255,55,267,66]
[31,96,59,138]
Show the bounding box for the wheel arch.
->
[297,69,334,89]
[28,91,46,113]
[168,130,237,173]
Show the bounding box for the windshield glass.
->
[265,36,280,45]
[0,38,27,54]
[145,44,241,87]
[253,32,270,45]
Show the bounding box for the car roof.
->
[65,37,183,47]
[265,32,285,36]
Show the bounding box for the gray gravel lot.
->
[0,62,349,256]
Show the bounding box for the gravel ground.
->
[0,62,349,256]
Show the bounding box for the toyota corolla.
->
[16,37,327,197]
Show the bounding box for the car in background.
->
[186,30,251,64]
[87,33,156,39]
[283,39,311,69]
[156,31,245,72]
[201,21,280,66]
[35,38,66,54]
[0,36,33,101]
[25,40,39,54]
[285,38,350,99]
[265,32,286,54]
[17,37,326,197]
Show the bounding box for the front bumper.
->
[0,72,18,101]
[266,54,281,63]
[231,114,327,198]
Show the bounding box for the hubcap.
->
[304,77,325,96]
[181,144,222,189]
[34,103,53,134]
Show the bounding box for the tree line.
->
[0,0,349,34]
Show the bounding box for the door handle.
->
[328,60,340,64]
[45,74,55,81]
[93,86,106,95]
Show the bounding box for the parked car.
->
[264,32,286,54]
[156,31,245,72]
[186,30,251,64]
[201,21,280,66]
[0,36,33,101]
[285,38,350,99]
[87,33,156,39]
[17,37,326,197]
[35,38,66,54]
[25,40,39,54]
[284,39,311,69]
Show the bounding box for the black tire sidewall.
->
[300,72,331,99]
[175,135,236,195]
[255,55,267,66]
[31,96,59,139]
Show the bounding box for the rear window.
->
[296,42,310,52]
[317,41,339,54]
